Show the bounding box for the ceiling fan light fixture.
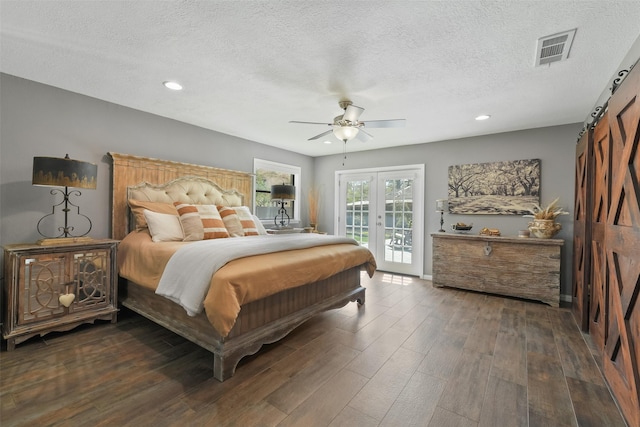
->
[333,125,359,142]
[290,100,406,144]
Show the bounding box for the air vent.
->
[535,29,576,66]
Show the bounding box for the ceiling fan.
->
[290,100,406,143]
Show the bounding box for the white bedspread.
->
[156,233,358,316]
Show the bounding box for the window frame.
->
[253,158,301,225]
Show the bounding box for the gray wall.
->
[0,72,581,299]
[0,73,314,247]
[314,124,581,298]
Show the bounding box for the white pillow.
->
[252,215,268,235]
[143,209,184,242]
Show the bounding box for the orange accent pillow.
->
[128,200,178,231]
[174,203,229,240]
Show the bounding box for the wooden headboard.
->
[109,153,253,240]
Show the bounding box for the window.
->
[253,159,301,224]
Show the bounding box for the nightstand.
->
[2,239,119,351]
[266,228,304,234]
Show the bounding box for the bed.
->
[108,153,376,381]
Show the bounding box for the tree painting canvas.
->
[448,159,540,215]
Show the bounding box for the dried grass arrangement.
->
[524,197,569,220]
[308,186,320,225]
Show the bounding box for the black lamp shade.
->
[271,184,295,200]
[33,155,97,189]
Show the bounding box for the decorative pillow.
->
[217,206,245,237]
[128,200,178,230]
[174,203,229,240]
[233,206,259,236]
[252,215,268,235]
[142,209,185,242]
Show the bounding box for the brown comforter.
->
[117,231,376,336]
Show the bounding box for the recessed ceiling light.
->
[323,140,332,144]
[163,81,183,91]
[475,114,491,121]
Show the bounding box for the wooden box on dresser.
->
[2,239,118,351]
[432,233,563,307]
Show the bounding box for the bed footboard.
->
[119,265,365,381]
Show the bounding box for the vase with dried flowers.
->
[524,197,569,238]
[308,186,320,232]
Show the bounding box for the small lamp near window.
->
[271,184,295,228]
[436,199,448,232]
[32,154,97,245]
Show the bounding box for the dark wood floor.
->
[0,273,628,426]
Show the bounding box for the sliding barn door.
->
[603,64,640,427]
[589,113,611,349]
[572,131,592,331]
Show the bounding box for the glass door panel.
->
[337,167,423,276]
[376,172,421,275]
[345,179,370,247]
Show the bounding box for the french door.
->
[336,165,424,276]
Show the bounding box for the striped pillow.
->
[217,206,245,237]
[174,203,229,240]
[233,206,259,236]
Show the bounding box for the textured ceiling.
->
[2,1,640,157]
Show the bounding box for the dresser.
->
[432,233,563,306]
[2,239,118,350]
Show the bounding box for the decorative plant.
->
[524,197,569,220]
[308,186,320,225]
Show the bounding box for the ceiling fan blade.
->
[308,129,334,140]
[355,129,373,142]
[342,104,364,122]
[290,121,332,126]
[361,119,406,128]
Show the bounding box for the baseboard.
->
[423,274,433,281]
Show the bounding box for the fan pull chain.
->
[342,141,347,166]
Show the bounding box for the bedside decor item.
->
[518,230,530,238]
[436,199,447,232]
[271,184,295,228]
[32,154,97,244]
[525,197,569,239]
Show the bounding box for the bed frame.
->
[108,153,366,381]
